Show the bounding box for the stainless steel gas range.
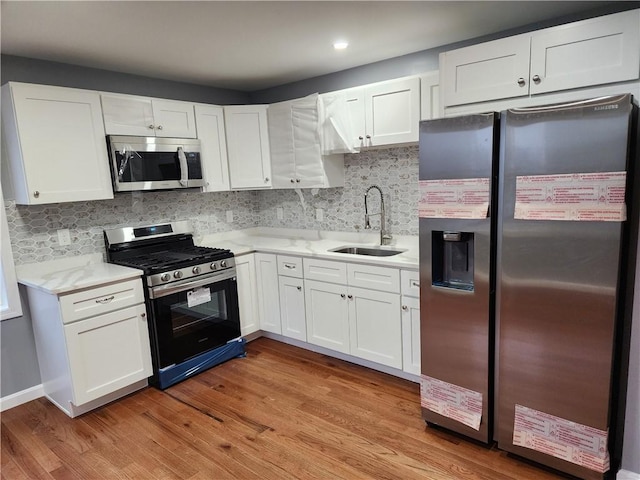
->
[104,220,245,389]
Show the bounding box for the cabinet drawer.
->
[303,258,347,284]
[59,278,144,324]
[277,255,303,278]
[347,264,399,294]
[401,270,420,297]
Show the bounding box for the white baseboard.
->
[618,470,640,480]
[0,384,44,412]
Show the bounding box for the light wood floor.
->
[1,338,568,480]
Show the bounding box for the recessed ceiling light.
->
[333,41,349,50]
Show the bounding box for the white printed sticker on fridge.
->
[420,375,483,431]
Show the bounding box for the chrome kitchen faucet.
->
[364,185,392,245]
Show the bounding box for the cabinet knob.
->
[347,295,353,300]
[33,191,40,198]
[341,294,346,299]
[532,74,541,84]
[265,177,270,183]
[156,125,163,130]
[290,179,295,183]
[295,179,300,183]
[365,135,371,139]
[517,78,526,87]
[358,135,364,140]
[297,286,302,291]
[148,124,155,130]
[402,305,408,311]
[141,312,146,318]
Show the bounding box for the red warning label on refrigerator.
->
[420,375,483,431]
[418,178,490,219]
[514,171,626,221]
[512,405,610,473]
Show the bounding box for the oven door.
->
[148,269,240,368]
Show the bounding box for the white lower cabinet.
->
[348,286,402,369]
[26,276,152,417]
[304,279,350,354]
[64,303,151,406]
[278,276,307,341]
[401,269,421,375]
[255,253,281,334]
[235,253,260,337]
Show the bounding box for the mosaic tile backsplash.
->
[5,146,419,265]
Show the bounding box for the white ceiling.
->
[0,1,619,92]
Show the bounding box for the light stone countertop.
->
[198,227,419,270]
[16,253,143,295]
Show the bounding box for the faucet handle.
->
[364,214,371,229]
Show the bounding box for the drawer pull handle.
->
[96,295,115,304]
[347,295,353,300]
[284,264,296,269]
[411,281,420,287]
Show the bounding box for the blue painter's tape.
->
[157,338,246,389]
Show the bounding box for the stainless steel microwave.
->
[107,135,205,192]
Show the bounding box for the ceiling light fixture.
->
[333,40,349,50]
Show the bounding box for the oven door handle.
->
[149,270,236,299]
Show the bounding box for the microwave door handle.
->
[177,147,189,187]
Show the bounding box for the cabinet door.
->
[235,254,259,337]
[365,77,420,146]
[420,71,441,121]
[151,99,197,138]
[441,35,531,107]
[255,253,281,334]
[101,93,156,136]
[529,10,640,95]
[225,105,272,189]
[348,286,402,369]
[3,83,114,204]
[64,303,152,406]
[304,279,350,354]
[344,87,366,150]
[194,104,230,192]
[278,276,306,341]
[401,295,421,375]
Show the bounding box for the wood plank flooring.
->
[1,338,569,480]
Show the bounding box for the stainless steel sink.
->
[330,246,406,257]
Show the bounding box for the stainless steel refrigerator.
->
[419,94,638,479]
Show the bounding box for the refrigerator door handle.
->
[443,231,462,242]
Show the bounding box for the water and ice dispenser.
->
[432,231,474,290]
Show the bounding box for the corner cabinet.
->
[194,104,230,192]
[26,276,152,417]
[100,93,197,138]
[224,105,272,189]
[440,9,640,108]
[268,95,344,189]
[1,82,114,205]
[344,76,420,149]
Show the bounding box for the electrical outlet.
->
[57,229,71,246]
[276,207,284,220]
[315,208,324,222]
[226,210,233,223]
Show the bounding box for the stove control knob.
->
[173,271,183,279]
[210,262,218,270]
[160,273,170,282]
[192,266,201,274]
[220,260,227,268]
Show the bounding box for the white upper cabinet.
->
[1,82,114,205]
[343,76,420,148]
[441,9,640,108]
[224,105,272,189]
[268,94,344,189]
[101,93,197,138]
[194,104,230,192]
[420,71,441,121]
